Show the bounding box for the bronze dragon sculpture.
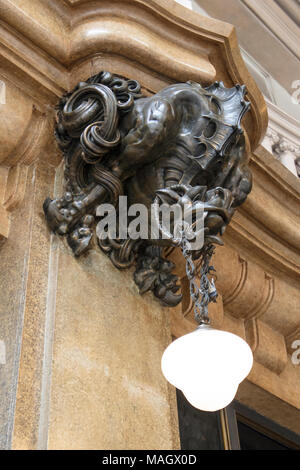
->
[44,71,252,308]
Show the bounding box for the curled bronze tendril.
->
[61,84,120,164]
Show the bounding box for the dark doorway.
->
[176,390,300,450]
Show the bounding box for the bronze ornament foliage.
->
[44,71,252,307]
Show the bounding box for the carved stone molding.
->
[168,240,299,379]
[242,0,300,61]
[0,0,267,148]
[0,80,49,239]
[275,0,300,26]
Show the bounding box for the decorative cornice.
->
[242,0,300,60]
[222,256,247,306]
[0,0,268,149]
[275,0,300,26]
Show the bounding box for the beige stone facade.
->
[0,0,299,449]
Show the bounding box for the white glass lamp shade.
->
[161,325,253,412]
[183,383,238,412]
